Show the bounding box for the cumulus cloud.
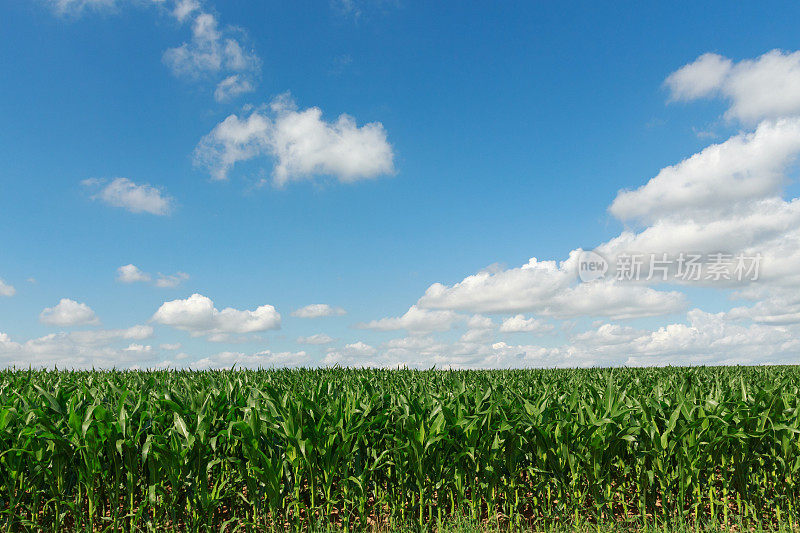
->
[321,333,506,369]
[665,53,733,102]
[10,307,800,369]
[187,349,309,369]
[0,279,15,297]
[571,323,641,347]
[418,253,685,319]
[163,13,249,76]
[194,94,395,185]
[83,178,173,215]
[0,325,155,368]
[67,324,152,345]
[499,315,554,334]
[610,118,800,223]
[728,294,800,325]
[603,198,800,260]
[154,272,190,288]
[466,314,495,330]
[297,333,335,345]
[116,264,188,288]
[163,10,259,101]
[40,299,101,327]
[386,336,492,368]
[460,329,493,344]
[355,305,462,335]
[666,50,800,123]
[123,343,153,354]
[619,309,798,366]
[322,341,379,365]
[171,0,199,22]
[117,264,152,283]
[151,293,281,337]
[318,308,800,369]
[599,127,800,294]
[344,341,376,355]
[214,74,254,102]
[291,304,347,318]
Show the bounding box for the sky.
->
[2,0,800,369]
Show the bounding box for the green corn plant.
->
[0,366,798,531]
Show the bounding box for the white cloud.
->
[165,14,232,76]
[171,0,199,22]
[123,343,152,354]
[460,328,494,343]
[620,309,798,366]
[204,332,258,343]
[466,314,494,330]
[665,53,732,102]
[603,197,800,261]
[84,178,173,215]
[116,264,188,288]
[68,325,153,345]
[46,0,116,15]
[291,304,347,318]
[187,349,309,369]
[151,293,281,337]
[728,294,800,325]
[610,118,800,223]
[297,333,335,345]
[214,74,254,102]
[598,119,800,295]
[117,264,151,283]
[163,10,260,100]
[159,342,182,350]
[666,50,800,123]
[321,308,800,369]
[339,341,376,356]
[571,323,641,347]
[194,111,269,181]
[322,341,378,365]
[321,334,499,369]
[194,94,395,185]
[0,279,15,297]
[40,299,101,327]
[355,305,462,335]
[499,314,554,334]
[154,272,190,288]
[418,253,685,319]
[345,341,375,355]
[0,325,156,368]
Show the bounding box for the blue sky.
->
[2,0,800,368]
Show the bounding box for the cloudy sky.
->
[2,1,800,369]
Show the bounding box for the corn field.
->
[0,366,799,531]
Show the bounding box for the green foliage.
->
[0,366,798,531]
